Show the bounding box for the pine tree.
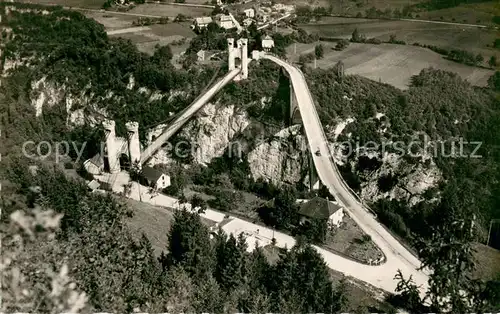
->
[163,266,195,313]
[192,274,225,313]
[166,209,213,279]
[268,244,342,312]
[214,232,243,291]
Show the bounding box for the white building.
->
[243,18,253,28]
[140,166,171,190]
[197,49,205,61]
[193,16,213,29]
[216,14,234,29]
[297,197,345,227]
[261,35,274,51]
[243,8,255,18]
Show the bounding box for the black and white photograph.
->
[1,0,499,312]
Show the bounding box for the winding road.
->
[263,54,430,295]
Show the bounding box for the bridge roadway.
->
[139,68,241,164]
[263,54,430,295]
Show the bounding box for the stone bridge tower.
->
[126,121,141,170]
[102,119,120,174]
[227,38,249,81]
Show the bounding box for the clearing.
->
[287,42,494,90]
[123,197,216,256]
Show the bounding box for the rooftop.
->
[195,16,213,24]
[298,197,342,220]
[141,166,165,182]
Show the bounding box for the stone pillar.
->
[102,119,120,174]
[126,121,141,170]
[308,153,321,191]
[227,38,235,71]
[239,38,248,79]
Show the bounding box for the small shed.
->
[87,179,100,192]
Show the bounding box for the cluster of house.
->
[193,1,294,31]
[87,165,171,194]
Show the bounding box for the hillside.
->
[1,3,500,312]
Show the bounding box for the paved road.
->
[99,169,426,295]
[399,17,492,29]
[263,54,430,295]
[140,69,240,164]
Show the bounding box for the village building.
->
[243,8,255,18]
[193,16,213,29]
[216,14,234,29]
[243,18,253,28]
[297,197,344,227]
[197,49,205,61]
[140,166,171,190]
[261,35,274,51]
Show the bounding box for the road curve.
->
[263,54,430,295]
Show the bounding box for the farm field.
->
[127,3,212,18]
[19,0,106,9]
[84,11,137,29]
[84,11,195,55]
[300,17,499,58]
[416,1,498,25]
[287,42,494,90]
[279,0,424,12]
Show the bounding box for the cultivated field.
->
[84,11,137,29]
[84,11,195,55]
[300,17,500,58]
[287,42,494,89]
[127,3,212,18]
[20,0,106,9]
[414,1,498,25]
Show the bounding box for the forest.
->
[1,3,500,312]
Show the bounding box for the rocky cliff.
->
[22,70,441,208]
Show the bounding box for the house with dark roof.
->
[298,197,344,227]
[140,166,171,190]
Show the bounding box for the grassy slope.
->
[472,243,500,281]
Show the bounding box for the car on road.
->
[315,149,321,156]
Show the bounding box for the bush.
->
[314,44,324,59]
[365,37,381,44]
[335,39,349,51]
